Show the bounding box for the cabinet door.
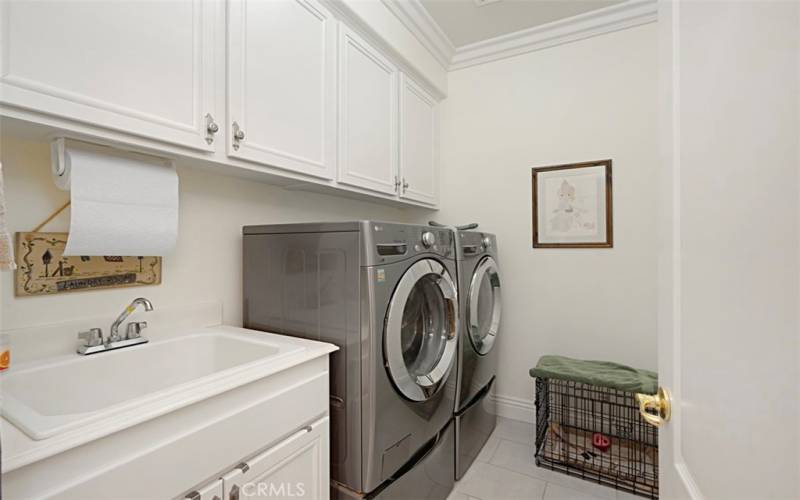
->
[221,417,329,500]
[399,74,438,205]
[337,26,399,195]
[227,0,336,179]
[0,0,217,151]
[182,478,223,500]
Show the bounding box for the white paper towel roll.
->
[51,140,179,256]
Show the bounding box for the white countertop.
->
[1,325,337,473]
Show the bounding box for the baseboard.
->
[491,394,535,423]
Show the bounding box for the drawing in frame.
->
[531,159,613,248]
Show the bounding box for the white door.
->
[656,1,799,499]
[399,74,438,205]
[0,0,218,151]
[337,25,399,195]
[227,0,336,179]
[221,418,329,500]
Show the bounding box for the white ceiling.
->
[418,0,626,47]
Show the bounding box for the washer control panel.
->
[370,224,453,263]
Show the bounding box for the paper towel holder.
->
[50,137,176,181]
[51,137,67,178]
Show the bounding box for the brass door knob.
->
[635,386,672,427]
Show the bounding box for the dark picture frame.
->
[531,159,613,248]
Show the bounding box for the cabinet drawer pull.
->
[402,179,409,193]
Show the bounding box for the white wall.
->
[0,137,424,330]
[1,23,659,422]
[438,23,659,410]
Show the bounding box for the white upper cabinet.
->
[337,26,399,196]
[399,74,438,205]
[0,0,441,207]
[0,0,218,151]
[227,0,337,179]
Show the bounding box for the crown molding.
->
[380,0,456,69]
[449,0,658,70]
[383,0,658,72]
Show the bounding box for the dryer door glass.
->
[385,259,458,402]
[467,256,501,355]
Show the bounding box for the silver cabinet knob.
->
[206,114,219,133]
[402,179,409,192]
[205,114,219,144]
[232,121,245,150]
[422,231,436,248]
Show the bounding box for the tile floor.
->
[446,417,642,500]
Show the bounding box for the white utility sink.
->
[1,328,305,440]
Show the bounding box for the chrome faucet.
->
[109,297,153,342]
[77,297,153,355]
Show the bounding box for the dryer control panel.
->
[458,231,498,260]
[366,223,454,266]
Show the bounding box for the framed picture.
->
[531,159,613,248]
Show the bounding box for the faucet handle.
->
[126,321,148,339]
[78,328,104,347]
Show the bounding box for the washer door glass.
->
[467,256,501,355]
[385,259,459,402]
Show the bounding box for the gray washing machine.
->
[453,230,502,480]
[243,221,459,499]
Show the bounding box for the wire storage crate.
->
[534,377,658,499]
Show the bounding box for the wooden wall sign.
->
[14,232,162,297]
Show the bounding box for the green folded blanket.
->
[529,355,658,394]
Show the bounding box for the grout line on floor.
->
[485,436,503,462]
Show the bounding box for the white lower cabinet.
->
[215,417,329,500]
[1,355,333,500]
